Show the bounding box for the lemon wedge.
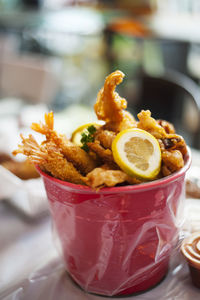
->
[71,123,100,146]
[112,128,161,180]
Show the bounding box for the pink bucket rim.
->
[36,147,191,194]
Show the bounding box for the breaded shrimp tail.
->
[31,111,61,145]
[31,112,98,175]
[31,111,54,134]
[13,134,85,185]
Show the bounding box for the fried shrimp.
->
[13,134,85,184]
[31,112,98,175]
[94,70,137,132]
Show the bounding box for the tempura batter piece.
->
[13,134,85,185]
[159,134,187,156]
[161,150,184,177]
[137,110,167,139]
[94,129,116,149]
[87,140,117,167]
[31,112,98,175]
[85,164,140,188]
[137,111,187,154]
[94,70,137,132]
[157,119,175,134]
[137,110,187,177]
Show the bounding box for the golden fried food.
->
[137,110,167,139]
[41,150,85,185]
[87,140,117,168]
[59,138,98,175]
[85,165,128,188]
[137,110,187,176]
[85,164,140,188]
[94,70,137,132]
[2,160,39,180]
[13,70,188,188]
[161,150,184,177]
[157,120,175,134]
[94,129,116,149]
[159,134,187,156]
[13,134,85,184]
[31,112,98,175]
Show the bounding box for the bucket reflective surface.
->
[37,149,191,296]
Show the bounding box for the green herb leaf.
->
[81,143,89,152]
[80,125,97,152]
[87,125,96,135]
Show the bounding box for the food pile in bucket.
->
[13,71,187,189]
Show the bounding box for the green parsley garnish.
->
[81,125,97,152]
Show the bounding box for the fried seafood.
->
[85,164,141,188]
[157,120,175,134]
[85,165,128,188]
[13,70,188,188]
[87,129,118,168]
[158,135,187,156]
[137,110,167,139]
[94,129,116,149]
[137,111,187,153]
[159,136,186,176]
[161,150,184,177]
[13,134,85,184]
[137,110,187,176]
[94,70,137,132]
[31,112,98,175]
[87,140,117,168]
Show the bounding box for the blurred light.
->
[39,8,104,35]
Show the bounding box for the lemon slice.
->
[71,123,100,146]
[112,128,161,180]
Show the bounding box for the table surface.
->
[0,149,200,300]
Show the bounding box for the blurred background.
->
[0,0,200,153]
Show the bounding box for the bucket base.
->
[69,259,169,297]
[117,260,168,296]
